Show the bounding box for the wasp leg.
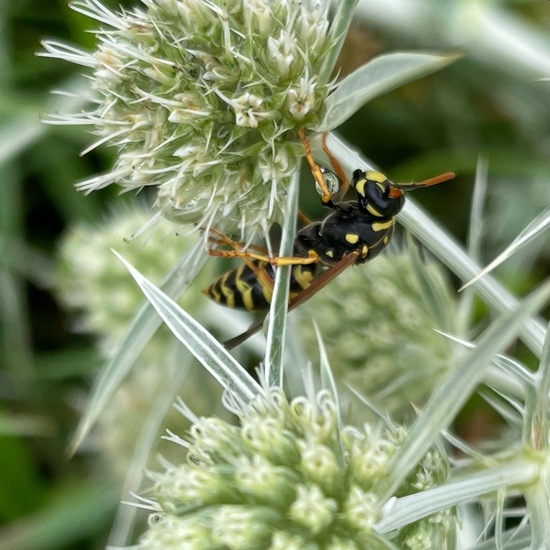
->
[321,132,349,198]
[206,227,269,255]
[207,230,321,299]
[206,229,275,292]
[208,248,271,263]
[208,228,320,268]
[269,250,319,266]
[297,209,313,225]
[297,127,333,204]
[209,247,319,267]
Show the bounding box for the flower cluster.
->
[43,0,334,236]
[56,206,207,358]
[139,390,453,549]
[56,206,223,474]
[298,249,460,418]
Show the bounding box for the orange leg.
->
[206,229,274,291]
[297,209,313,225]
[207,228,319,267]
[207,227,269,255]
[206,229,321,300]
[209,246,319,267]
[297,127,332,204]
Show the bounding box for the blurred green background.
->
[1,1,550,548]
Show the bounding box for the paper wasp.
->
[203,130,454,348]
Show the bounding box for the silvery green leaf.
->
[376,459,538,533]
[264,170,299,387]
[462,204,550,290]
[383,279,550,499]
[68,241,206,454]
[319,51,459,131]
[318,0,359,85]
[115,251,263,404]
[326,132,547,357]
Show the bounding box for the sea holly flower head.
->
[56,206,209,359]
[138,389,454,549]
[42,0,335,237]
[55,206,224,474]
[298,248,460,418]
[42,0,455,240]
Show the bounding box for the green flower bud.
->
[298,249,460,418]
[138,389,454,548]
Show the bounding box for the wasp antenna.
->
[396,171,455,190]
[418,171,455,187]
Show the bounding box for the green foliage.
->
[1,0,550,548]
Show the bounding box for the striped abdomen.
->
[203,261,319,311]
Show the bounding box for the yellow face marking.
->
[366,171,387,183]
[361,245,369,257]
[325,249,334,258]
[357,171,387,196]
[345,233,359,244]
[372,219,394,232]
[355,177,366,197]
[383,236,390,245]
[367,204,383,217]
[293,266,314,290]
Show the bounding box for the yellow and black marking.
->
[205,260,319,311]
[204,168,456,313]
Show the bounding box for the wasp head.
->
[351,169,455,218]
[351,169,405,219]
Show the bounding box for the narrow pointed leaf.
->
[69,296,169,454]
[383,280,550,499]
[264,171,299,387]
[69,242,205,453]
[319,52,459,131]
[376,459,539,533]
[108,354,194,546]
[315,324,345,464]
[467,158,489,263]
[462,204,550,290]
[537,323,550,419]
[115,252,262,403]
[318,0,359,85]
[327,132,547,357]
[529,322,550,450]
[525,485,550,549]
